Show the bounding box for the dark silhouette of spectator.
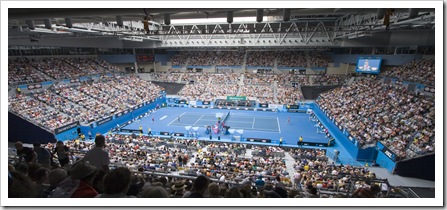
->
[206,183,222,198]
[186,175,210,198]
[140,186,169,198]
[33,167,50,197]
[170,181,187,198]
[33,143,51,169]
[225,187,242,198]
[42,168,67,198]
[15,141,37,164]
[97,167,135,198]
[49,159,98,198]
[352,187,375,198]
[83,135,110,173]
[8,169,38,198]
[53,141,70,167]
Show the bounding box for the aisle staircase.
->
[273,81,278,102]
[284,152,297,177]
[244,149,253,158]
[242,51,248,70]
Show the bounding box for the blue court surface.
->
[121,107,328,146]
[167,112,279,132]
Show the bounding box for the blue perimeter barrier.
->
[376,142,397,173]
[311,103,375,161]
[54,97,166,141]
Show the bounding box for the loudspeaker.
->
[283,9,291,21]
[65,18,73,28]
[116,16,123,27]
[164,14,171,25]
[25,20,35,30]
[227,11,233,23]
[44,18,52,29]
[256,9,263,22]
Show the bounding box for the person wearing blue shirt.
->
[255,175,265,189]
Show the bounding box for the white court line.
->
[277,117,281,133]
[252,117,256,129]
[229,115,278,120]
[229,127,278,132]
[193,114,205,125]
[160,115,167,120]
[167,112,190,125]
[225,120,253,124]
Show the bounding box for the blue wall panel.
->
[79,97,166,137]
[311,103,359,158]
[98,55,136,64]
[375,142,397,173]
[331,54,423,67]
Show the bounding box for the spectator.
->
[42,168,68,197]
[53,141,71,167]
[255,175,265,189]
[33,143,52,169]
[225,187,243,198]
[15,141,37,164]
[96,167,135,198]
[170,181,187,198]
[8,169,38,198]
[83,135,110,173]
[140,186,169,198]
[206,183,222,198]
[33,167,50,197]
[49,159,98,198]
[186,175,210,198]
[351,187,375,198]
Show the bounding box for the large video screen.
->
[356,58,382,74]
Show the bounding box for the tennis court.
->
[167,112,280,133]
[120,107,327,146]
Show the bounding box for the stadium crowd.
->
[169,51,245,67]
[309,52,330,68]
[150,72,183,83]
[276,86,304,105]
[9,135,391,198]
[215,51,245,66]
[169,51,189,66]
[9,75,164,131]
[381,59,435,86]
[244,73,274,86]
[276,74,311,86]
[276,51,307,67]
[201,84,239,102]
[8,95,75,131]
[316,78,435,159]
[8,57,122,86]
[167,50,333,69]
[246,51,276,67]
[8,58,52,85]
[31,58,114,79]
[312,75,347,85]
[239,85,274,104]
[210,73,240,85]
